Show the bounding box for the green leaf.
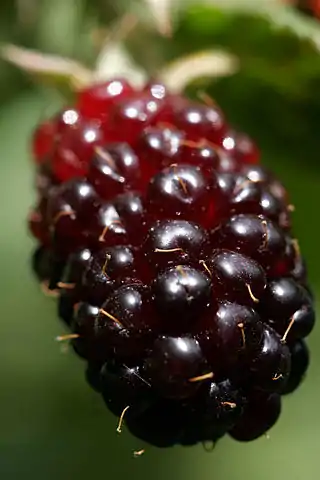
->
[172,3,320,162]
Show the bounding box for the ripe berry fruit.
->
[29,78,315,448]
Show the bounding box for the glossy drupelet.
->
[29,78,315,448]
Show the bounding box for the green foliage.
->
[172,5,320,162]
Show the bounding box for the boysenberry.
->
[28,78,315,448]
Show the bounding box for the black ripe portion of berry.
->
[46,179,101,254]
[143,336,208,399]
[198,302,263,376]
[85,362,102,393]
[97,285,156,362]
[282,340,310,395]
[208,250,266,305]
[225,175,290,229]
[58,290,77,326]
[126,399,185,448]
[211,215,287,273]
[29,78,315,448]
[248,325,291,393]
[146,164,218,227]
[31,246,65,290]
[100,363,152,416]
[135,125,183,182]
[113,192,146,241]
[81,246,136,306]
[62,248,92,284]
[229,391,281,442]
[153,266,212,329]
[260,278,315,340]
[72,292,153,364]
[88,143,140,199]
[58,248,92,325]
[71,303,100,360]
[181,380,244,445]
[87,202,128,249]
[144,219,208,273]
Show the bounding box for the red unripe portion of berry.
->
[52,118,105,181]
[78,78,135,119]
[221,130,260,165]
[32,120,56,164]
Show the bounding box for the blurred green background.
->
[1,1,320,479]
